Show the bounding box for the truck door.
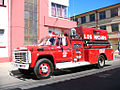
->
[55,37,72,62]
[72,41,84,62]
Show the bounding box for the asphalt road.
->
[1,59,120,90]
[27,67,120,90]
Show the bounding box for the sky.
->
[69,0,120,17]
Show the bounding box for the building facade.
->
[0,0,76,62]
[71,3,120,51]
[0,0,9,62]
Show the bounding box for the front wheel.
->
[34,58,54,79]
[97,55,105,68]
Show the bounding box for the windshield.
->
[38,37,56,46]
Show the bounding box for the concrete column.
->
[97,13,100,20]
[78,17,81,25]
[118,7,120,16]
[106,25,112,33]
[86,15,89,22]
[106,10,111,18]
[119,23,120,32]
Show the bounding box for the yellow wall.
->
[110,39,118,51]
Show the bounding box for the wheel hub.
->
[39,63,50,76]
[42,66,49,73]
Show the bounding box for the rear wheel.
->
[97,55,105,68]
[34,58,54,79]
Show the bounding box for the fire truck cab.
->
[13,26,113,79]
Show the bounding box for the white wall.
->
[0,0,9,57]
[49,0,69,6]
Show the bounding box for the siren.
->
[52,32,55,35]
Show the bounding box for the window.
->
[24,0,38,45]
[81,16,86,24]
[111,8,118,17]
[49,28,62,35]
[99,11,106,20]
[56,38,68,46]
[51,3,68,18]
[0,0,4,5]
[90,14,95,22]
[73,18,78,24]
[39,37,56,46]
[0,29,4,35]
[100,26,106,30]
[111,24,119,32]
[56,38,61,46]
[73,43,82,47]
[51,3,56,16]
[93,30,100,35]
[74,18,78,22]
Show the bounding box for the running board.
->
[56,61,90,69]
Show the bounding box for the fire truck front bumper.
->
[12,63,29,70]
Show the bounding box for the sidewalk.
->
[0,62,21,88]
[114,55,120,60]
[0,62,17,76]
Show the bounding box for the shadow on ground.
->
[53,64,111,76]
[9,70,37,81]
[9,64,111,81]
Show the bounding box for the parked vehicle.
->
[13,26,113,79]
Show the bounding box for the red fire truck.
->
[13,26,113,79]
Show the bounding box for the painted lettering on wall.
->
[94,35,107,40]
[99,49,105,53]
[84,34,92,39]
[84,34,107,40]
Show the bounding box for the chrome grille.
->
[15,53,26,62]
[13,51,31,63]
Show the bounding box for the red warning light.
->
[52,32,55,35]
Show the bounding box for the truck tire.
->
[19,68,32,75]
[34,58,54,79]
[97,55,105,68]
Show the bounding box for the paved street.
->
[0,58,120,90]
[28,66,120,90]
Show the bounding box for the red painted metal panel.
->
[84,49,99,64]
[71,41,84,62]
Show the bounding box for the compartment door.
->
[72,41,84,62]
